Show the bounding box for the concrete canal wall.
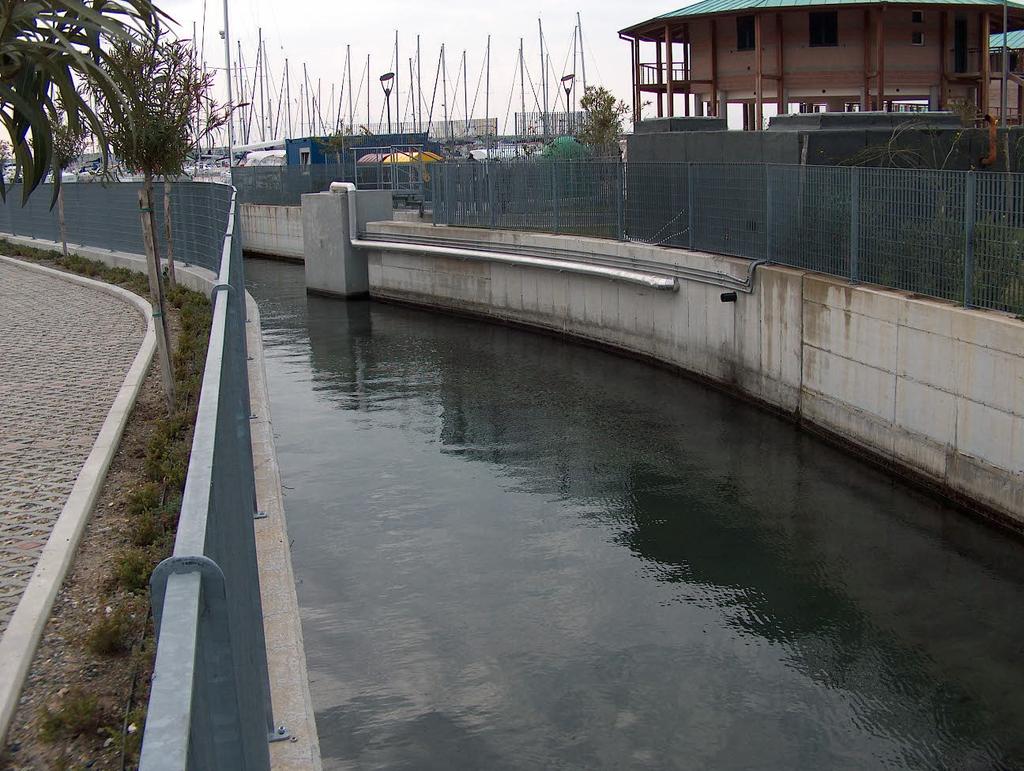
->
[240,203,304,261]
[355,222,1024,529]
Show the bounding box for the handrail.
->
[140,186,278,770]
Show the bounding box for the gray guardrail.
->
[0,181,280,769]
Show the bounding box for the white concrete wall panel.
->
[239,204,304,260]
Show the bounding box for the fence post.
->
[964,171,976,307]
[552,162,560,234]
[765,167,774,262]
[616,161,625,241]
[849,167,860,283]
[687,163,695,249]
[487,165,496,229]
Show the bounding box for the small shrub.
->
[86,604,137,656]
[113,548,155,593]
[126,482,162,517]
[38,689,103,742]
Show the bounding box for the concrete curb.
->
[0,235,323,768]
[0,255,156,745]
[246,295,323,770]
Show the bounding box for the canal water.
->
[246,258,1024,770]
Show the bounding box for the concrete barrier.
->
[239,203,304,261]
[301,188,392,298]
[363,222,1024,529]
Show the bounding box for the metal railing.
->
[0,181,232,269]
[233,154,435,207]
[638,62,690,85]
[0,181,279,768]
[233,163,354,206]
[432,161,1024,315]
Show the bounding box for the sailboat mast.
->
[285,58,292,138]
[485,35,491,139]
[538,19,547,138]
[347,45,354,133]
[417,35,423,134]
[577,11,587,93]
[519,38,526,136]
[441,44,448,140]
[257,28,265,141]
[394,31,400,133]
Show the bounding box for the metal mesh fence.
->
[0,180,233,271]
[232,156,434,207]
[433,160,1024,315]
[232,164,353,206]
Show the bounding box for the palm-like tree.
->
[0,0,161,200]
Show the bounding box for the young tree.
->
[317,129,353,165]
[93,25,227,410]
[0,0,161,201]
[52,109,88,256]
[576,86,628,158]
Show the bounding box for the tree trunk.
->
[139,175,176,412]
[58,183,68,257]
[163,179,176,287]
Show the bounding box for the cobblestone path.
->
[0,260,145,636]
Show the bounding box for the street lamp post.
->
[561,74,575,133]
[380,72,395,134]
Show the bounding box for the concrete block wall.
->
[239,203,304,260]
[363,221,1023,527]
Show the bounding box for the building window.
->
[954,17,968,73]
[737,15,756,51]
[809,11,838,47]
[299,148,311,166]
[912,30,925,45]
[911,10,924,23]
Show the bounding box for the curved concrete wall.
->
[365,221,1024,529]
[239,203,304,261]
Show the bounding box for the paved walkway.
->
[0,260,145,635]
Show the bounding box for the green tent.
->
[541,136,591,160]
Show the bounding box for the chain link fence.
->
[232,153,434,207]
[0,181,233,271]
[433,160,1024,315]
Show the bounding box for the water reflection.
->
[247,258,1024,770]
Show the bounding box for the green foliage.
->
[38,689,103,742]
[144,411,191,489]
[86,604,139,656]
[93,24,226,181]
[0,237,152,294]
[576,86,628,157]
[0,1,161,201]
[113,547,156,593]
[316,130,352,163]
[52,107,88,173]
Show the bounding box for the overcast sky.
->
[159,0,675,138]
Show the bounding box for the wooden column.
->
[656,39,664,117]
[665,24,675,117]
[776,13,785,113]
[980,11,991,116]
[863,10,872,109]
[632,38,641,123]
[939,11,948,109]
[710,19,719,115]
[876,8,886,111]
[755,13,764,129]
[684,23,691,116]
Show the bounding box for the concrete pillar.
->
[301,187,393,299]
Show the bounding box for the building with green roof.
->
[619,0,1024,128]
